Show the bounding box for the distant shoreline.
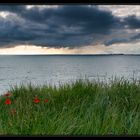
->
[1,54,140,56]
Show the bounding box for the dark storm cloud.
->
[0,5,122,48]
[123,15,140,29]
[102,15,140,46]
[5,5,119,34]
[0,17,39,47]
[0,5,140,48]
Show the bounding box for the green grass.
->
[0,78,140,135]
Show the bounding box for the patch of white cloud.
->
[26,5,59,10]
[98,5,140,18]
[0,11,25,25]
[0,11,10,18]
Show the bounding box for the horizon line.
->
[1,53,140,56]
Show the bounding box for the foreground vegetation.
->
[0,78,140,135]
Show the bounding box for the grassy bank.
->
[0,78,140,135]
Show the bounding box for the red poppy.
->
[4,91,12,97]
[5,99,12,105]
[34,98,40,103]
[44,99,49,102]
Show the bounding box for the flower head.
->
[5,98,12,105]
[34,98,40,103]
[44,99,49,103]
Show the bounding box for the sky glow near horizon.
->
[0,5,140,54]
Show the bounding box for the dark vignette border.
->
[0,0,139,4]
[0,0,139,139]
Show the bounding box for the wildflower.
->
[5,98,12,105]
[34,98,40,103]
[44,99,49,102]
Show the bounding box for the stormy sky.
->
[0,5,140,54]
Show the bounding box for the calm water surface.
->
[0,55,140,95]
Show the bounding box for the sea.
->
[0,54,140,95]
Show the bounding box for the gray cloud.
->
[131,33,140,40]
[102,15,140,46]
[123,15,140,29]
[104,32,140,46]
[0,5,122,48]
[104,38,130,46]
[0,5,140,48]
